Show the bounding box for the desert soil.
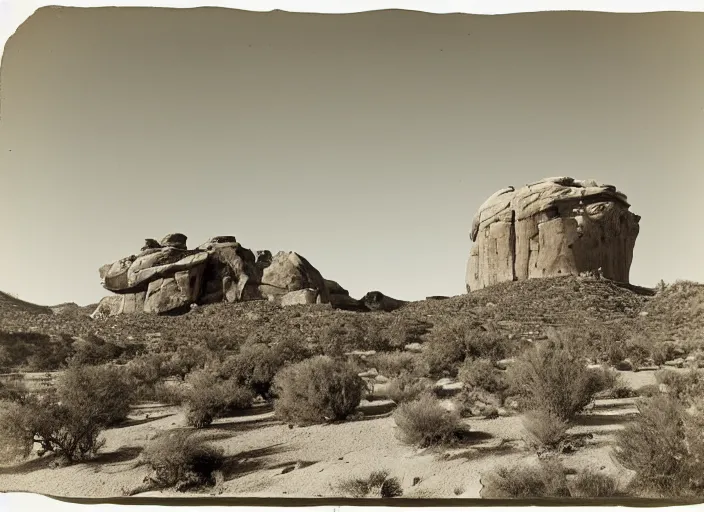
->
[0,370,656,499]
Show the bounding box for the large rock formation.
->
[466,177,640,291]
[92,234,332,317]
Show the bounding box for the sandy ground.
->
[0,370,659,499]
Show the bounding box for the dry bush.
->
[481,458,571,498]
[0,363,133,463]
[337,470,403,498]
[142,430,224,491]
[181,370,255,428]
[522,408,569,450]
[365,352,420,378]
[655,368,704,405]
[393,394,463,448]
[219,336,312,398]
[458,357,509,400]
[614,394,704,497]
[481,459,625,499]
[272,356,364,426]
[507,341,613,421]
[386,375,433,404]
[570,470,622,498]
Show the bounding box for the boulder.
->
[279,288,320,306]
[144,265,206,314]
[95,233,335,315]
[360,291,407,312]
[259,251,330,303]
[466,177,641,291]
[159,233,188,250]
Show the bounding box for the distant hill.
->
[0,290,53,316]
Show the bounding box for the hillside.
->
[0,291,53,316]
[4,275,703,374]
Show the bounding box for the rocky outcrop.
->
[466,177,640,291]
[93,234,333,316]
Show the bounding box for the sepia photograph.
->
[1,3,704,504]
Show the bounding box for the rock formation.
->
[466,177,640,291]
[92,233,407,318]
[92,234,331,317]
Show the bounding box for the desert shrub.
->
[0,331,74,371]
[382,318,432,349]
[365,352,420,378]
[68,335,125,366]
[453,386,501,417]
[614,394,704,497]
[422,321,511,378]
[337,470,403,498]
[481,458,570,498]
[458,358,509,400]
[182,370,255,428]
[386,375,432,404]
[0,363,134,462]
[522,408,569,450]
[57,363,134,426]
[609,383,635,399]
[272,356,364,426]
[128,353,174,394]
[220,336,312,398]
[0,378,30,404]
[393,394,462,448]
[320,319,389,356]
[142,430,224,491]
[655,368,704,406]
[152,381,184,405]
[570,470,623,498]
[507,341,612,421]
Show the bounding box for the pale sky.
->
[1,7,703,306]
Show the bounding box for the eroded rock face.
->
[466,177,640,291]
[93,234,333,316]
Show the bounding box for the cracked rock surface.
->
[466,177,640,291]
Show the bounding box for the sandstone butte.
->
[466,176,641,291]
[92,234,405,318]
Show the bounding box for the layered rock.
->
[466,177,640,291]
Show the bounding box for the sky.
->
[1,7,704,307]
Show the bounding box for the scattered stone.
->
[404,342,423,353]
[639,311,649,317]
[495,358,515,370]
[615,359,634,371]
[664,358,685,368]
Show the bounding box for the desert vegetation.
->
[1,276,704,498]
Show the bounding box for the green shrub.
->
[507,341,612,421]
[272,356,365,426]
[143,430,224,491]
[393,394,462,448]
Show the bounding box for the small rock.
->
[659,383,670,393]
[412,477,421,486]
[486,302,497,308]
[497,407,510,417]
[639,311,649,317]
[359,368,379,378]
[495,358,515,370]
[404,342,423,353]
[664,358,685,368]
[615,359,634,371]
[374,375,389,384]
